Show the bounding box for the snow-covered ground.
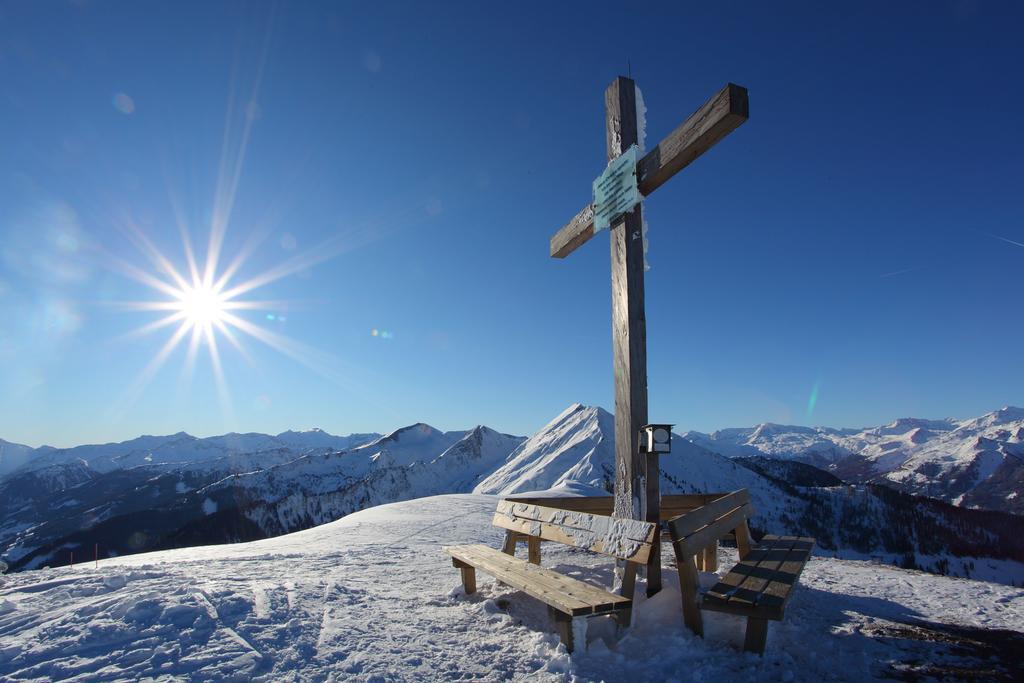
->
[1,494,1022,682]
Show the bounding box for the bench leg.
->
[527,536,541,565]
[501,530,517,556]
[548,607,576,653]
[743,616,769,655]
[614,607,632,632]
[460,566,477,594]
[618,561,638,599]
[549,608,588,653]
[452,559,477,594]
[646,539,662,597]
[703,542,718,573]
[672,544,704,637]
[735,520,753,561]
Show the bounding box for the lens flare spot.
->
[113,92,135,115]
[806,380,821,420]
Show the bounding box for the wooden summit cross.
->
[549,77,748,595]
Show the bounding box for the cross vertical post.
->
[604,76,657,593]
[548,77,749,601]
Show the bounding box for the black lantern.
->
[640,424,674,454]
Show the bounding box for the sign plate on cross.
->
[592,144,641,231]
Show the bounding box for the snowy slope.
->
[1,494,1021,682]
[683,407,1024,513]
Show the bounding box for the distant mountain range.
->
[681,406,1024,514]
[2,405,1022,585]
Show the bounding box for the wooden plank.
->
[702,543,776,604]
[704,538,793,606]
[605,77,649,565]
[636,83,749,197]
[661,493,722,518]
[675,503,753,558]
[493,500,657,564]
[756,537,815,613]
[503,493,722,518]
[667,489,751,537]
[723,537,796,611]
[446,545,596,615]
[549,203,596,259]
[443,545,631,616]
[549,83,749,259]
[702,536,814,620]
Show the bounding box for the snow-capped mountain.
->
[0,423,524,572]
[475,404,785,510]
[2,405,1022,586]
[0,438,44,478]
[1,428,383,479]
[682,407,1024,514]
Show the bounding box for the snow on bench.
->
[667,489,815,654]
[442,499,658,653]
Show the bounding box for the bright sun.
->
[176,284,227,328]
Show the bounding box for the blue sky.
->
[1,1,1021,447]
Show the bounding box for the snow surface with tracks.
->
[1,494,1022,682]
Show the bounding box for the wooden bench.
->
[667,489,815,654]
[503,493,729,572]
[443,499,658,653]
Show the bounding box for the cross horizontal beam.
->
[550,83,749,259]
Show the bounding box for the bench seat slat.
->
[447,545,596,615]
[714,536,798,611]
[753,537,814,610]
[702,535,814,621]
[444,544,631,617]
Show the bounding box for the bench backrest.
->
[667,489,755,558]
[493,499,658,564]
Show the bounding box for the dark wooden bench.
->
[667,489,815,654]
[443,499,658,652]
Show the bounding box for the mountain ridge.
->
[2,405,1022,584]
